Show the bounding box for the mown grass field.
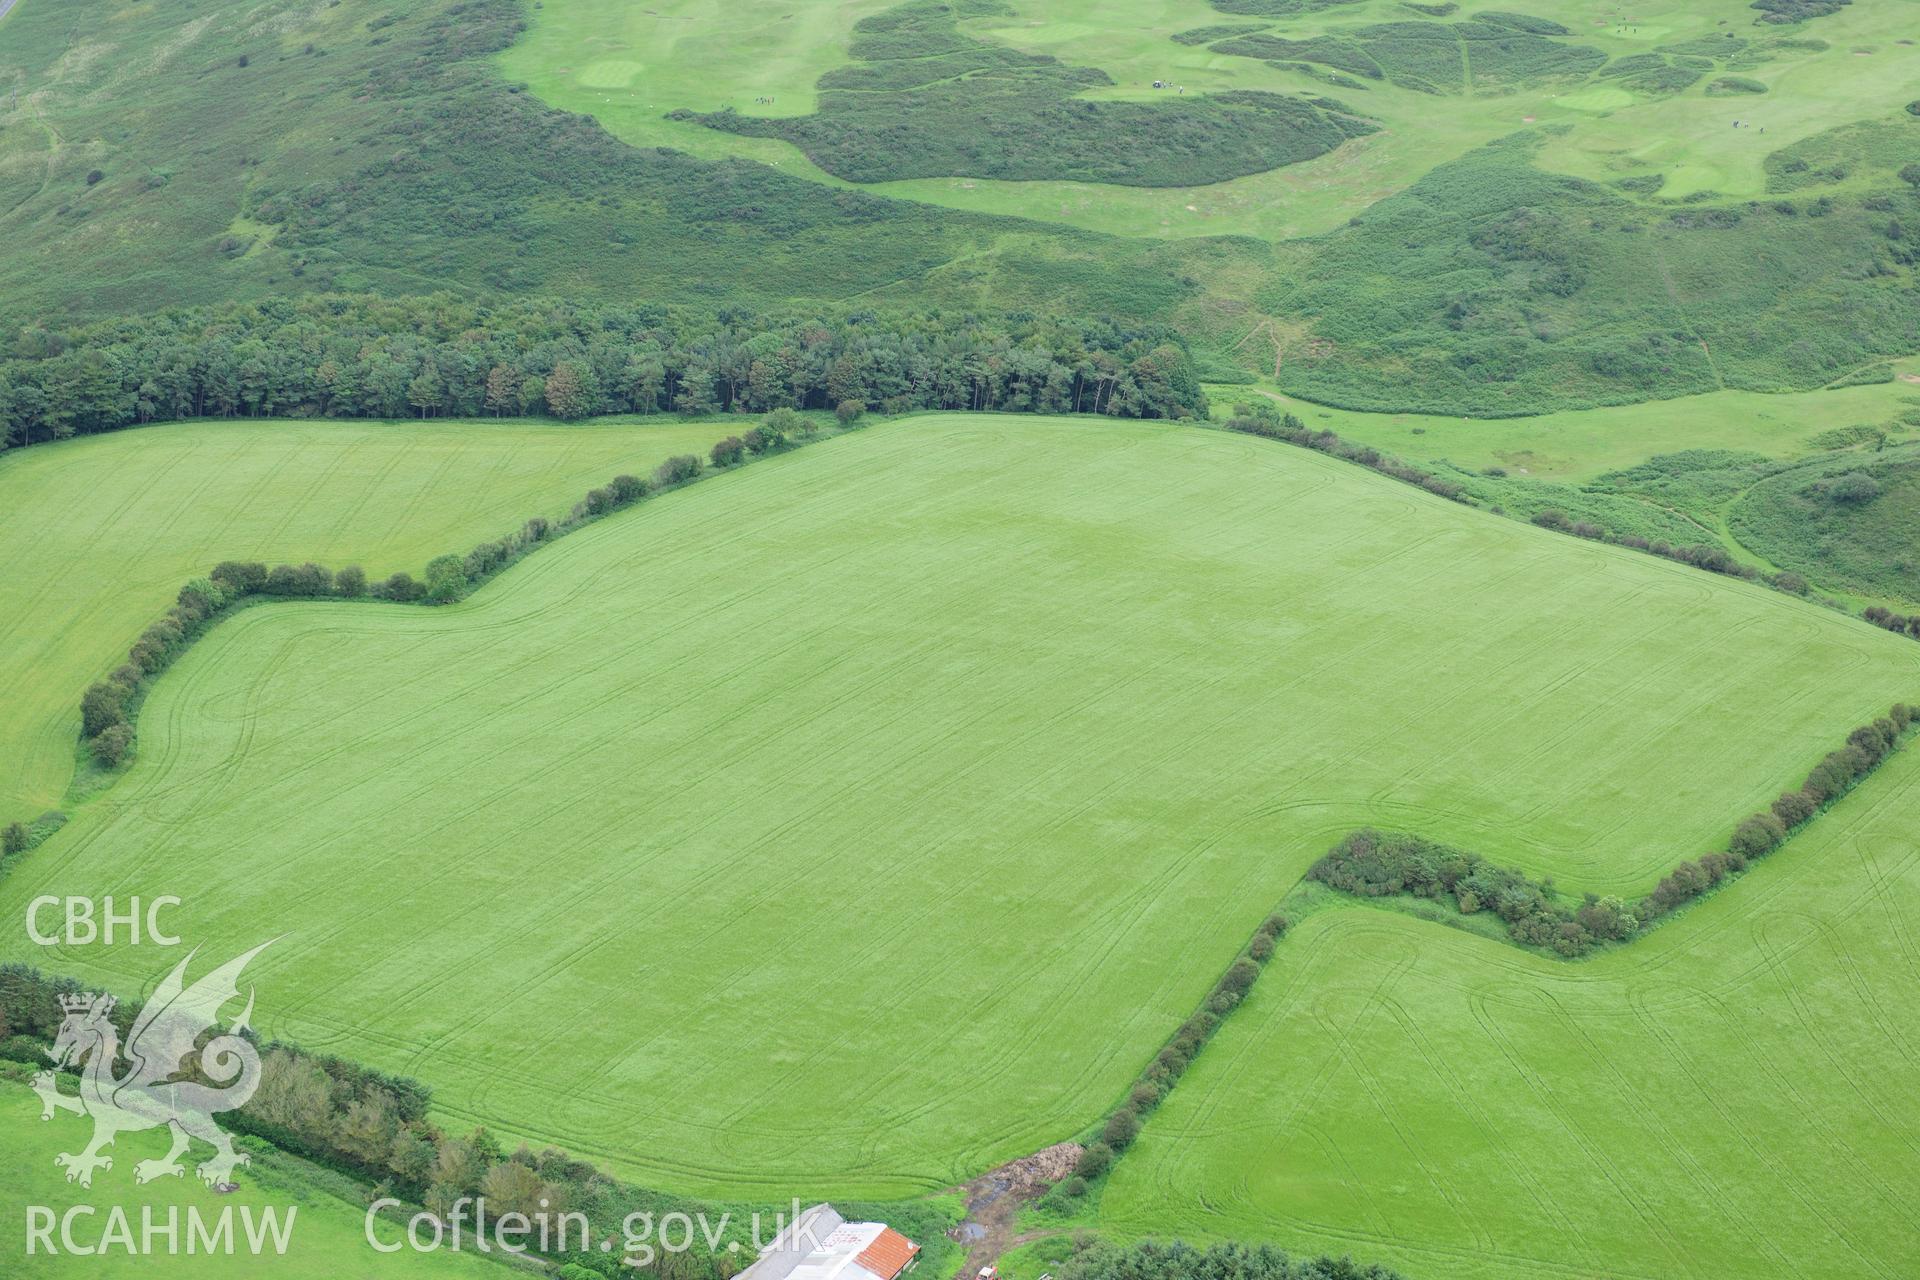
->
[1097,731,1920,1280]
[0,1084,501,1277]
[0,417,730,818]
[504,0,1920,242]
[4,415,1914,1201]
[1218,371,1920,482]
[0,0,1211,323]
[1208,376,1920,607]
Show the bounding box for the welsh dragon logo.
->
[32,942,270,1190]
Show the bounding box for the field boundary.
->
[0,414,852,865]
[6,412,1919,1258]
[1303,705,1918,960]
[1043,706,1919,1215]
[1220,401,1920,649]
[0,981,960,1277]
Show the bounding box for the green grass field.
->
[1096,726,1920,1280]
[0,417,730,818]
[0,1085,500,1277]
[4,414,1914,1203]
[503,0,1920,242]
[7,0,1920,1273]
[1219,370,1920,481]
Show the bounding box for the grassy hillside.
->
[1261,132,1920,414]
[0,1084,501,1278]
[0,417,731,817]
[3,415,1913,1200]
[690,0,1374,186]
[1097,732,1920,1280]
[506,0,1920,243]
[1730,445,1920,601]
[0,0,1221,322]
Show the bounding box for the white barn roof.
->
[736,1206,920,1280]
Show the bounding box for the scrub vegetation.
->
[692,0,1374,186]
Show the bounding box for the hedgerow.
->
[0,966,768,1279]
[23,412,829,837]
[1222,402,1468,502]
[1042,911,1291,1206]
[1054,1238,1405,1280]
[1311,703,1918,954]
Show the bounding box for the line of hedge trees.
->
[1222,403,1467,503]
[1046,911,1291,1205]
[1220,401,1920,637]
[1642,702,1915,919]
[0,293,1208,452]
[1310,830,1621,958]
[1311,702,1916,955]
[1223,401,1810,596]
[71,440,720,776]
[0,964,742,1280]
[1525,505,1788,586]
[1864,606,1920,642]
[1055,1239,1405,1280]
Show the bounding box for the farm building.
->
[735,1205,921,1280]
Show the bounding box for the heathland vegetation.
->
[4,416,1913,1204]
[1260,133,1920,414]
[691,0,1374,186]
[0,0,1222,324]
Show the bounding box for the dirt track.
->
[948,1143,1080,1279]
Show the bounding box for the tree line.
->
[1310,830,1621,958]
[1222,402,1467,503]
[1642,703,1914,919]
[1310,702,1917,955]
[1863,606,1920,642]
[0,963,744,1279]
[1223,402,1920,642]
[63,417,778,786]
[0,294,1207,451]
[1055,1239,1405,1280]
[1046,912,1291,1206]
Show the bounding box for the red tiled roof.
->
[855,1229,919,1280]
